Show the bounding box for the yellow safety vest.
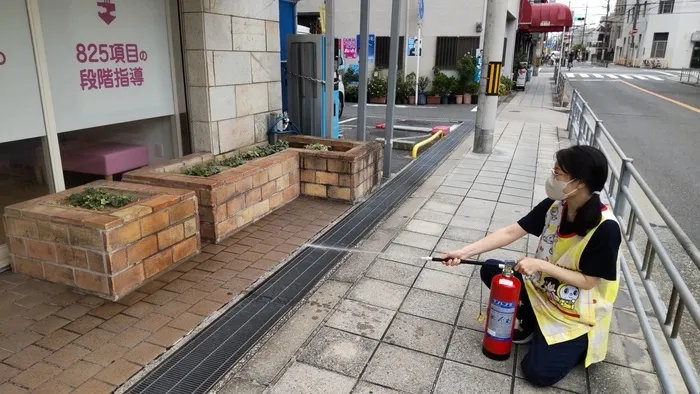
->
[524,201,620,367]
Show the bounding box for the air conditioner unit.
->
[476,22,483,33]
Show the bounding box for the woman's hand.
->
[440,248,474,266]
[515,257,545,276]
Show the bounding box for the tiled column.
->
[182,0,282,154]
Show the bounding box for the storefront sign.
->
[356,34,376,63]
[0,0,46,144]
[38,0,174,133]
[407,36,422,57]
[343,38,357,59]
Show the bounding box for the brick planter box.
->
[279,135,382,203]
[123,150,300,244]
[2,181,200,300]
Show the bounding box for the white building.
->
[614,0,700,68]
[296,0,522,78]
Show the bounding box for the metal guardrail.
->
[568,89,700,394]
[680,68,700,85]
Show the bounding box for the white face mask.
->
[545,175,578,200]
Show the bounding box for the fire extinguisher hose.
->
[421,257,516,269]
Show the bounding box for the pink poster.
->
[343,38,356,59]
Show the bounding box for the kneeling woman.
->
[443,145,621,387]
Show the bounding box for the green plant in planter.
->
[499,75,514,96]
[345,85,359,102]
[67,187,135,211]
[304,143,331,151]
[447,76,459,95]
[183,162,223,177]
[457,55,476,93]
[219,156,245,168]
[430,68,451,97]
[466,81,480,95]
[418,76,430,94]
[395,71,411,103]
[343,68,358,86]
[368,72,388,98]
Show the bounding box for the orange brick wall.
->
[124,151,300,244]
[2,181,200,300]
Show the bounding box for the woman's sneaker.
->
[512,319,534,344]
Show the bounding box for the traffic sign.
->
[418,0,424,21]
[632,28,638,34]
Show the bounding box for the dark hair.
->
[556,145,608,236]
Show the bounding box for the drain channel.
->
[125,122,474,394]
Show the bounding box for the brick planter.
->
[123,150,300,244]
[2,181,200,300]
[279,135,382,203]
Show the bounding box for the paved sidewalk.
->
[0,198,349,393]
[217,78,664,394]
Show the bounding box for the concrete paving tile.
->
[436,185,469,196]
[433,360,511,394]
[326,299,394,340]
[380,244,430,267]
[348,278,410,310]
[459,197,498,210]
[332,253,376,283]
[446,327,513,375]
[267,362,355,394]
[498,194,532,207]
[441,179,472,190]
[506,174,535,184]
[609,309,644,339]
[501,237,528,253]
[362,343,441,394]
[352,381,404,394]
[434,238,469,255]
[404,219,446,237]
[384,313,452,357]
[298,327,378,377]
[400,288,461,324]
[473,177,505,188]
[366,259,422,287]
[515,345,586,393]
[218,378,265,394]
[422,200,458,215]
[414,269,467,298]
[501,186,534,199]
[450,216,491,231]
[470,183,502,193]
[429,193,464,205]
[413,209,454,225]
[513,378,577,393]
[443,227,486,243]
[392,231,440,252]
[588,361,661,394]
[605,333,653,373]
[456,299,487,332]
[504,179,533,191]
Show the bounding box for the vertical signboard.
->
[38,0,175,132]
[343,38,357,59]
[0,0,46,143]
[357,34,376,63]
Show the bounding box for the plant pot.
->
[462,93,472,104]
[440,96,450,105]
[408,95,416,105]
[418,94,427,105]
[471,94,479,104]
[369,96,387,104]
[455,95,463,104]
[448,95,457,104]
[427,96,441,105]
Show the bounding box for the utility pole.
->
[604,0,610,65]
[324,0,334,138]
[474,0,507,154]
[357,0,369,141]
[631,0,640,66]
[581,3,587,45]
[383,0,402,178]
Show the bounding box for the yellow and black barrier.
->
[486,62,502,96]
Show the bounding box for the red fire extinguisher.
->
[482,262,521,361]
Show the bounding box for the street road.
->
[567,65,700,370]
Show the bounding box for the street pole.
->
[414,25,422,105]
[357,0,369,141]
[581,4,587,45]
[474,0,507,154]
[384,0,402,178]
[404,0,410,80]
[324,0,334,138]
[631,0,639,66]
[605,0,610,65]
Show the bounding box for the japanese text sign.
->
[38,0,174,133]
[0,0,46,144]
[343,38,357,59]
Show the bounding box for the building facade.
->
[296,0,522,78]
[614,0,700,68]
[0,0,285,269]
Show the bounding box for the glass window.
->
[659,0,674,14]
[651,33,669,58]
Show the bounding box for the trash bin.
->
[526,65,533,82]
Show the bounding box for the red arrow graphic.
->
[97,1,116,25]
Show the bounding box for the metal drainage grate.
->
[126,122,474,394]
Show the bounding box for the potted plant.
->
[406,72,418,105]
[368,71,388,104]
[457,55,476,104]
[448,76,461,104]
[467,82,479,104]
[418,75,429,105]
[429,67,450,104]
[395,71,410,104]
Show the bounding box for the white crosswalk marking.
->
[647,75,663,81]
[654,71,676,76]
[566,73,576,78]
[579,73,589,78]
[619,74,634,79]
[592,74,604,78]
[606,74,619,79]
[634,75,649,80]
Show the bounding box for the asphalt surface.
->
[568,65,700,372]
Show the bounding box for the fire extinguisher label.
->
[486,299,516,341]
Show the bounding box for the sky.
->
[565,0,613,27]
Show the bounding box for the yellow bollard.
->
[411,130,443,159]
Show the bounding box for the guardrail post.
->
[593,120,603,149]
[614,158,634,218]
[567,92,577,139]
[577,104,587,145]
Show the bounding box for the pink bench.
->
[60,141,150,180]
